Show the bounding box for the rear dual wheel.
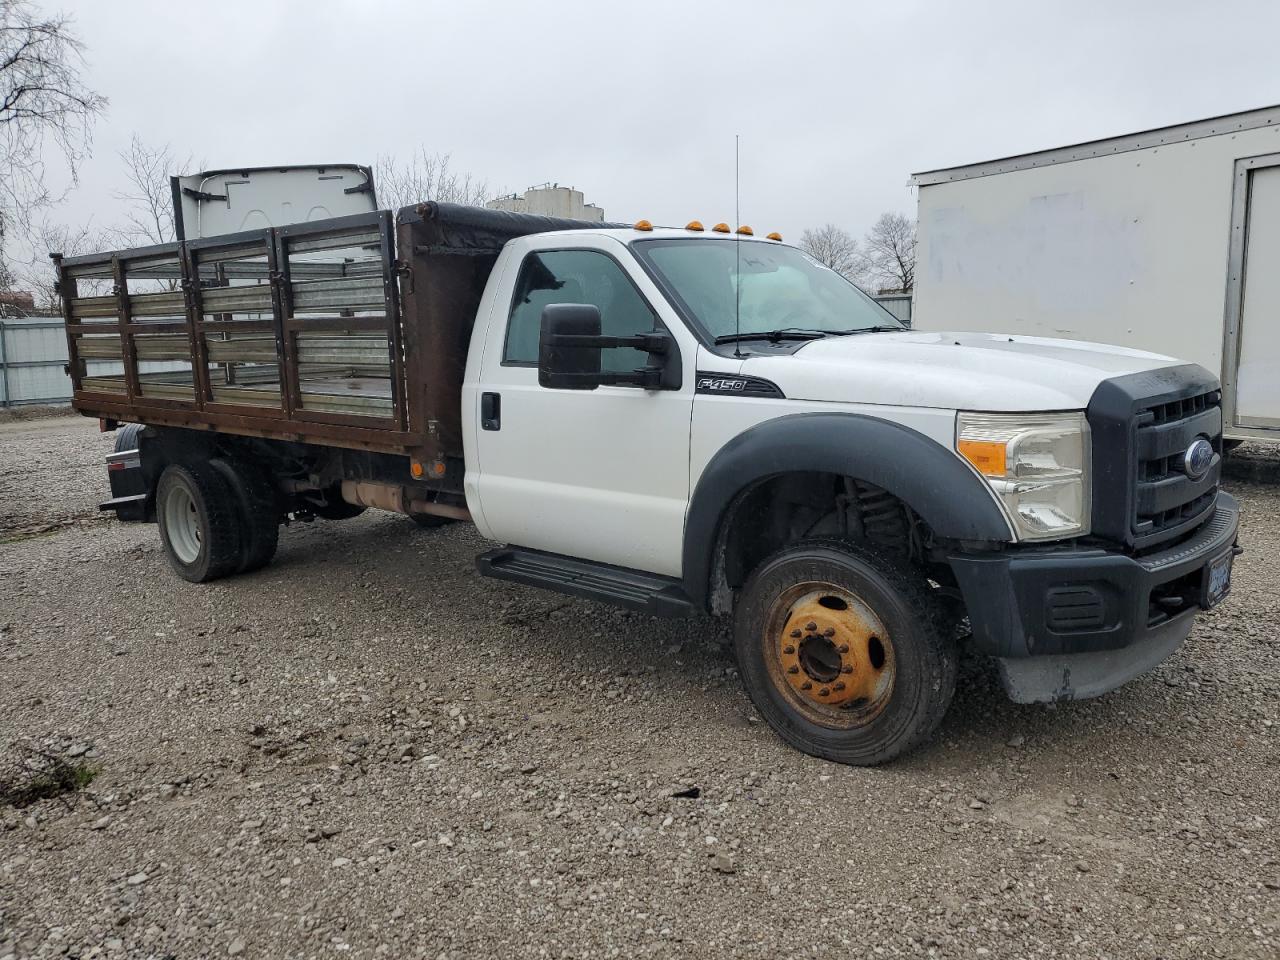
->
[734,541,957,766]
[157,459,280,583]
[157,463,243,583]
[211,458,280,573]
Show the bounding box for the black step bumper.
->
[949,491,1240,702]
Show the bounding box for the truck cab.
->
[59,205,1240,766]
[465,223,1239,763]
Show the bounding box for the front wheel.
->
[734,541,957,766]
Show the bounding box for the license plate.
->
[1203,550,1234,608]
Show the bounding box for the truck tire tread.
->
[113,422,144,453]
[211,457,280,573]
[156,462,244,583]
[733,538,958,766]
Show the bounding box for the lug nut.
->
[783,645,795,655]
[833,681,845,691]
[790,629,802,639]
[787,665,799,674]
[842,664,853,674]
[819,687,830,697]
[838,644,849,654]
[801,681,812,690]
[823,627,835,637]
[805,621,817,632]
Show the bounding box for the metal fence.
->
[0,318,73,407]
[873,294,912,327]
[0,317,187,407]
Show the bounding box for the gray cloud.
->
[39,0,1280,247]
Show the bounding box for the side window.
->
[504,249,661,373]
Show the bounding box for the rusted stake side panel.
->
[57,211,425,458]
[57,203,622,465]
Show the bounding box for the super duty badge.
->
[694,373,785,398]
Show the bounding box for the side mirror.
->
[538,304,603,390]
[538,302,680,391]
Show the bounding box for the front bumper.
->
[949,491,1240,702]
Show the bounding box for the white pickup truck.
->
[57,202,1240,764]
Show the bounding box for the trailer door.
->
[1230,157,1280,432]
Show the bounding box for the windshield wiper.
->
[827,325,903,336]
[713,328,829,345]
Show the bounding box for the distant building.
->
[487,184,604,222]
[0,290,37,317]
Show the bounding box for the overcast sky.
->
[40,0,1280,246]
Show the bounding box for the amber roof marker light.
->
[766,231,783,241]
[685,220,704,231]
[736,225,753,236]
[633,219,653,232]
[712,222,731,233]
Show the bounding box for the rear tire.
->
[211,458,280,573]
[156,462,243,583]
[113,423,143,453]
[733,540,957,766]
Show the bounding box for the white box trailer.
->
[911,104,1280,443]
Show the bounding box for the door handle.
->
[481,392,501,431]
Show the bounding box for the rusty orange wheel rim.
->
[763,583,896,728]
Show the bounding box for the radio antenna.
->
[734,133,742,358]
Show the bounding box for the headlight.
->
[955,411,1091,541]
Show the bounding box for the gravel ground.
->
[1,414,1277,959]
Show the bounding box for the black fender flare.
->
[681,412,1014,609]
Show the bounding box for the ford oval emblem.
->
[1183,438,1215,480]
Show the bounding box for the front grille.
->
[1087,364,1224,552]
[1133,390,1221,542]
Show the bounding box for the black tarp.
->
[400,201,630,256]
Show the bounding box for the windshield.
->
[633,238,902,342]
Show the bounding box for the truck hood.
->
[742,331,1183,411]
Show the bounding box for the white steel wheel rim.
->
[163,482,202,565]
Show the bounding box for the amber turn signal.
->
[957,439,1008,477]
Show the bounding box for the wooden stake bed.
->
[54,202,623,463]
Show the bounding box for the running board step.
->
[476,547,697,618]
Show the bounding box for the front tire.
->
[156,462,243,583]
[734,540,957,766]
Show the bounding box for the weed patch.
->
[0,746,99,808]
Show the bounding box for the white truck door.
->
[1236,164,1280,429]
[470,237,696,577]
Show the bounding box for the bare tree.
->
[860,212,916,293]
[0,0,106,284]
[373,149,493,210]
[25,214,102,308]
[798,223,863,282]
[112,134,198,248]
